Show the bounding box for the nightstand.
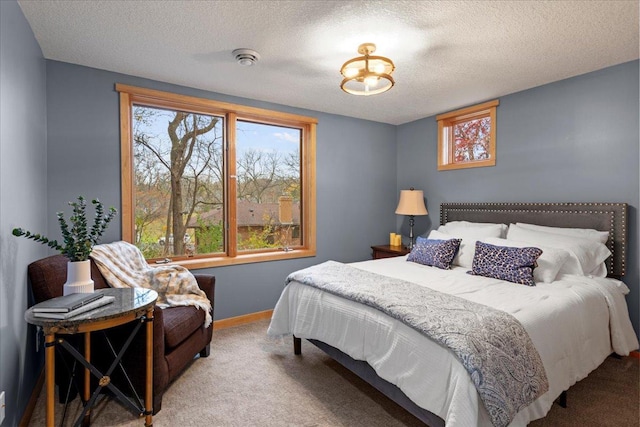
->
[371,244,411,259]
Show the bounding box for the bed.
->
[267,202,639,427]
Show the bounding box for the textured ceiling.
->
[18,0,639,125]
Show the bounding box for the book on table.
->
[33,295,115,319]
[33,292,104,313]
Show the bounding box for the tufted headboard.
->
[440,202,628,278]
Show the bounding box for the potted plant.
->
[13,196,117,295]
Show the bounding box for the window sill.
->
[437,159,496,171]
[152,248,317,270]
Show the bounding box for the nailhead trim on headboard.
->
[439,202,628,278]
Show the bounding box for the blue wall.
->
[3,2,638,422]
[45,61,398,320]
[0,1,48,425]
[397,61,640,340]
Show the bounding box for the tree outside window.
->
[133,106,224,258]
[117,84,316,268]
[437,100,498,170]
[235,121,301,252]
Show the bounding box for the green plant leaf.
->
[12,195,118,261]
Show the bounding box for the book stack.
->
[33,292,115,319]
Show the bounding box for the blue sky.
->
[236,120,300,157]
[134,105,300,159]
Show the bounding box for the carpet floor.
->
[29,319,639,426]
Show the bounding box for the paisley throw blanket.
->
[286,261,548,427]
[91,241,212,328]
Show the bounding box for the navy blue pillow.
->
[469,241,542,286]
[407,238,462,270]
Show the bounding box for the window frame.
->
[437,99,499,171]
[116,84,317,268]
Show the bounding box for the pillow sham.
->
[588,263,608,278]
[506,224,611,276]
[438,221,508,238]
[469,241,543,286]
[483,237,570,283]
[514,222,609,244]
[408,238,462,269]
[429,226,503,269]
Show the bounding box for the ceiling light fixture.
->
[340,43,395,96]
[232,48,260,66]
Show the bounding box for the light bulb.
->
[343,67,359,78]
[372,63,385,74]
[364,76,379,87]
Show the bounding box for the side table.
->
[371,244,411,259]
[25,288,158,427]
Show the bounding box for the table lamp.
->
[395,188,428,249]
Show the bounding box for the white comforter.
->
[268,256,639,427]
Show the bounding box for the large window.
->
[437,99,498,170]
[117,84,316,268]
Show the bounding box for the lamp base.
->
[409,215,415,250]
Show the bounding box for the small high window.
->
[437,99,499,170]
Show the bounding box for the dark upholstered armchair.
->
[27,254,215,414]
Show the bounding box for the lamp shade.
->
[395,189,428,216]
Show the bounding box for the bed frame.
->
[294,202,628,426]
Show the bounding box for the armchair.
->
[27,254,215,413]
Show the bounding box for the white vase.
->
[63,260,95,295]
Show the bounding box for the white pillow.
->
[483,237,571,283]
[513,222,610,277]
[430,225,503,269]
[506,224,611,276]
[588,263,608,278]
[439,221,508,238]
[514,222,609,244]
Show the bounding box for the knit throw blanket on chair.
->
[91,241,212,328]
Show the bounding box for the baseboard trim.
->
[213,309,273,330]
[19,367,44,427]
[630,350,640,360]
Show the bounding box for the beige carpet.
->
[29,320,639,426]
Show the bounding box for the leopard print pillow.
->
[469,241,542,286]
[407,238,462,270]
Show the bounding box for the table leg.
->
[45,333,55,427]
[145,307,154,427]
[83,332,91,427]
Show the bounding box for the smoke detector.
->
[232,48,260,66]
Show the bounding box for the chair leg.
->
[199,344,210,357]
[153,392,162,415]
